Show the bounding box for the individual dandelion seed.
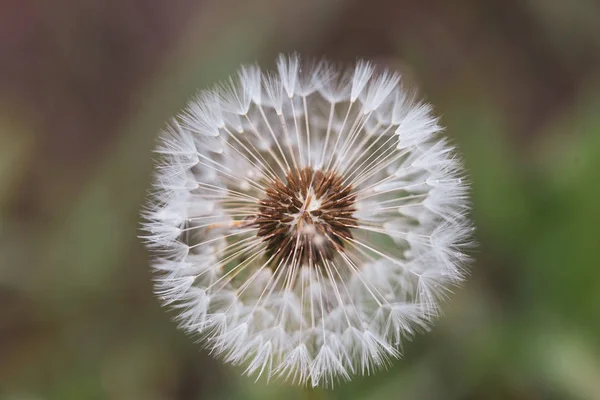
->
[141,54,474,387]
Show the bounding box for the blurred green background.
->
[1,0,600,399]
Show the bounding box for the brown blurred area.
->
[1,0,600,399]
[2,0,202,213]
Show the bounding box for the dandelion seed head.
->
[142,54,474,387]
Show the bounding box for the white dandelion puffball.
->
[142,54,473,387]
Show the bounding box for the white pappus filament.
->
[141,54,474,387]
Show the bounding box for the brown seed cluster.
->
[255,167,358,269]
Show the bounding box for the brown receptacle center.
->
[255,167,358,269]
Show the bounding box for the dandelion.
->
[142,54,473,387]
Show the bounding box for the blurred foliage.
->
[1,0,600,399]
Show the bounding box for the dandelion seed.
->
[142,54,474,387]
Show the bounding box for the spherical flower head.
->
[141,54,474,387]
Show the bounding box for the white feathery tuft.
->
[141,54,474,387]
[277,52,300,98]
[350,60,374,102]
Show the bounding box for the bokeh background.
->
[2,0,600,399]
